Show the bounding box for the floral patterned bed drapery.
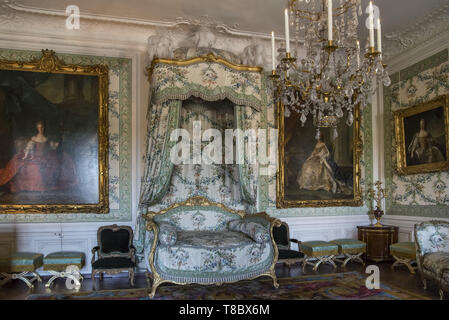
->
[135,55,268,254]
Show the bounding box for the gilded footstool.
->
[300,241,338,271]
[390,242,417,274]
[43,251,85,288]
[330,239,366,267]
[0,252,43,288]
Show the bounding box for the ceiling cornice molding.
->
[383,2,449,62]
[3,0,272,40]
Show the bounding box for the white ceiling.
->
[13,0,449,37]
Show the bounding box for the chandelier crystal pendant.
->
[270,0,391,136]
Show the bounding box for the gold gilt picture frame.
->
[0,50,109,214]
[276,102,363,208]
[394,94,449,176]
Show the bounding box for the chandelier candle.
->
[269,0,390,131]
[327,0,333,42]
[377,18,382,55]
[356,41,360,69]
[369,1,375,48]
[284,8,290,53]
[271,31,276,71]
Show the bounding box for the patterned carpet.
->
[26,271,429,300]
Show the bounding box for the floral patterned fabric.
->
[153,206,240,232]
[137,57,267,255]
[415,221,449,290]
[158,222,177,246]
[415,222,449,255]
[228,220,270,243]
[154,236,273,284]
[175,231,253,248]
[422,252,449,281]
[150,61,264,111]
[148,203,276,284]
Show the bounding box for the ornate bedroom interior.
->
[0,0,449,304]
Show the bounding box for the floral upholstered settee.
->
[142,196,281,298]
[414,220,449,300]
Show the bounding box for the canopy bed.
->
[135,47,278,297]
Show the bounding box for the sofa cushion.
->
[158,222,177,246]
[176,231,253,249]
[422,252,449,277]
[228,220,270,243]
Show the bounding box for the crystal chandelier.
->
[270,0,391,136]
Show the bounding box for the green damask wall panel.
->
[384,47,449,218]
[0,48,132,223]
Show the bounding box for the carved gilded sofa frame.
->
[91,224,136,290]
[142,196,282,298]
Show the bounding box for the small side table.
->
[357,225,399,262]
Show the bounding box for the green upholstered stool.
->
[330,239,366,267]
[0,252,43,288]
[300,241,338,271]
[43,251,86,288]
[390,242,417,274]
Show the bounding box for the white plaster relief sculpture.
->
[147,32,174,62]
[242,39,270,69]
[190,26,217,48]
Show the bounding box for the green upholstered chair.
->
[91,224,136,290]
[330,239,366,267]
[390,242,417,274]
[300,241,339,271]
[273,222,304,268]
[0,252,43,288]
[43,251,86,288]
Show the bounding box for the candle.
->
[285,8,290,53]
[369,1,375,48]
[328,0,333,42]
[356,40,360,68]
[377,18,382,54]
[271,31,276,71]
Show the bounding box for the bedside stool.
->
[301,241,338,271]
[43,251,85,288]
[0,252,43,288]
[330,239,366,267]
[390,242,417,274]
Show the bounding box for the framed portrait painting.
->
[394,95,449,175]
[0,50,109,213]
[277,102,363,208]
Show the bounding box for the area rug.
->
[26,271,430,300]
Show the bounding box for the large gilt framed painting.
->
[394,95,449,175]
[0,50,109,213]
[277,102,363,208]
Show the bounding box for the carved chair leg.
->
[270,269,279,289]
[91,271,96,290]
[422,278,427,290]
[439,289,444,300]
[129,270,135,287]
[149,278,163,298]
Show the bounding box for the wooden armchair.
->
[273,221,304,268]
[91,224,136,290]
